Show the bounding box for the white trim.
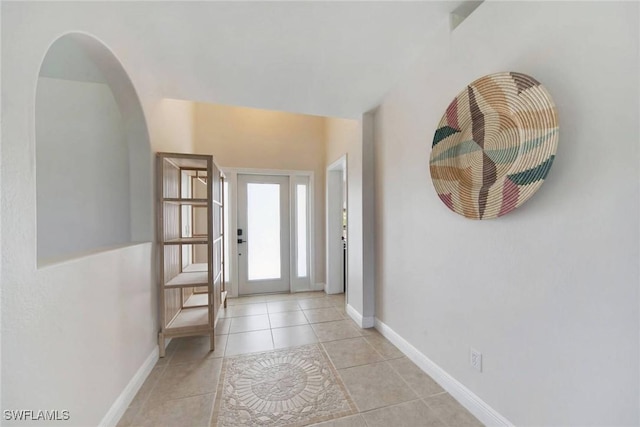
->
[346,304,361,324]
[308,174,315,289]
[324,284,341,295]
[326,155,347,296]
[289,283,324,293]
[222,170,239,298]
[99,345,160,427]
[224,167,313,177]
[346,303,374,328]
[237,174,291,294]
[223,167,315,296]
[327,156,347,172]
[291,175,313,292]
[374,318,514,427]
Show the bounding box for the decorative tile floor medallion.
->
[212,344,356,426]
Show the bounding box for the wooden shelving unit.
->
[156,153,226,356]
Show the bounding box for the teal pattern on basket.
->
[432,125,461,147]
[429,72,559,219]
[430,140,481,162]
[507,155,555,186]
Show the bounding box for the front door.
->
[237,174,290,295]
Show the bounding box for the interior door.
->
[237,174,290,295]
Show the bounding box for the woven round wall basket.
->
[429,72,558,219]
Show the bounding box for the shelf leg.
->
[158,332,166,358]
[209,330,215,352]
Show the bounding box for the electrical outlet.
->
[470,348,482,372]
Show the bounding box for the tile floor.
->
[118,291,483,427]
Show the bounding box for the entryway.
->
[237,174,291,295]
[228,170,314,297]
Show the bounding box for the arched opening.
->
[36,33,152,265]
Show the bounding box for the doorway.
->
[326,156,347,295]
[237,174,290,295]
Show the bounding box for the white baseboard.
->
[374,319,513,427]
[99,345,159,427]
[313,282,326,291]
[346,304,375,328]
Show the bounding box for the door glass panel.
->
[296,184,308,277]
[247,183,281,280]
[223,181,229,282]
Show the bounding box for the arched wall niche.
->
[36,32,152,265]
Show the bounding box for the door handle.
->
[238,239,247,244]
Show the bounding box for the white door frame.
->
[326,155,347,295]
[222,168,315,298]
[237,174,290,295]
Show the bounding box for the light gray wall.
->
[1,18,160,427]
[36,77,131,263]
[325,118,365,316]
[324,116,375,325]
[39,36,107,84]
[374,2,638,425]
[0,0,3,412]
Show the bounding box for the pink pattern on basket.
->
[438,193,454,211]
[445,98,459,130]
[499,178,519,216]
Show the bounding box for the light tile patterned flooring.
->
[118,291,483,427]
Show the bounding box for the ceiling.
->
[117,1,466,118]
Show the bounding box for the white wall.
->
[3,245,155,426]
[373,2,639,426]
[36,77,131,263]
[326,117,377,324]
[193,103,326,287]
[0,1,4,411]
[0,0,4,411]
[361,113,375,321]
[146,98,195,154]
[0,4,192,426]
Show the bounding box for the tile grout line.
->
[383,357,456,427]
[330,356,428,420]
[220,333,230,358]
[322,349,371,371]
[124,343,182,425]
[268,309,276,350]
[128,293,344,426]
[360,334,389,362]
[421,395,453,427]
[316,343,361,416]
[327,334,450,424]
[336,355,451,425]
[361,332,406,362]
[356,397,425,415]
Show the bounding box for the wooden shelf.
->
[221,290,228,307]
[183,263,207,273]
[184,293,209,308]
[165,271,209,288]
[163,198,208,206]
[157,152,226,357]
[166,306,209,329]
[163,237,209,245]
